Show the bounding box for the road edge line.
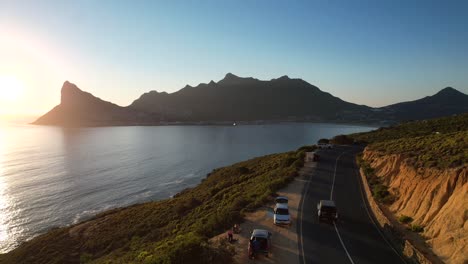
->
[353,158,408,263]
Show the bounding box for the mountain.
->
[379,87,468,121]
[33,81,159,126]
[33,75,468,126]
[129,73,370,122]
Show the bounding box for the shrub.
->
[409,224,424,233]
[80,253,93,264]
[297,145,317,152]
[318,138,329,144]
[398,215,413,224]
[372,184,390,202]
[330,134,354,145]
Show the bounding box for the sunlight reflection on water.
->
[0,123,375,253]
[0,128,11,249]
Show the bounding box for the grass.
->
[351,114,468,169]
[0,146,313,264]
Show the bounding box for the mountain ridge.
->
[33,74,468,126]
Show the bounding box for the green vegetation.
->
[357,155,394,204]
[351,114,468,169]
[398,215,414,224]
[409,224,424,233]
[330,134,354,145]
[351,113,468,144]
[0,147,309,264]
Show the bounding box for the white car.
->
[275,196,288,205]
[317,143,332,149]
[273,203,290,225]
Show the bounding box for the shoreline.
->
[29,120,381,128]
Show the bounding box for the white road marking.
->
[330,151,346,200]
[299,164,313,264]
[334,222,356,264]
[330,150,356,264]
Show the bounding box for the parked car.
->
[274,196,288,204]
[318,143,332,149]
[273,203,290,225]
[317,200,338,222]
[248,229,272,258]
[312,153,320,161]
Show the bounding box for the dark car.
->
[248,229,272,258]
[317,200,338,222]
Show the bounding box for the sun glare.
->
[0,76,24,102]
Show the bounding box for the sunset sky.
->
[1,0,467,117]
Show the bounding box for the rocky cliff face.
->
[363,149,467,264]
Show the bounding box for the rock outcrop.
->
[363,149,467,264]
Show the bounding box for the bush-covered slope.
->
[350,113,468,169]
[0,147,311,264]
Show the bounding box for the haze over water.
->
[0,123,373,252]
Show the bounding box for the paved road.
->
[298,145,406,264]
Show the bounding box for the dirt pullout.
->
[363,149,467,264]
[211,162,315,264]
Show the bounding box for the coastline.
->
[30,119,382,128]
[0,147,310,263]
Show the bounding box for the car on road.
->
[273,203,290,225]
[317,143,333,149]
[274,196,288,204]
[249,229,272,258]
[317,200,338,222]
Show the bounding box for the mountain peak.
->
[224,73,239,80]
[61,81,85,105]
[62,81,81,92]
[275,75,290,81]
[435,87,464,96]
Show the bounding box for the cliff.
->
[363,150,467,264]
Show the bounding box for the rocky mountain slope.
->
[363,150,466,264]
[353,114,468,264]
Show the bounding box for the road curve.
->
[297,145,406,264]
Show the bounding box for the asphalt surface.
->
[297,145,407,264]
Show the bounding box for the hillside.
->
[352,114,468,263]
[0,147,310,263]
[33,75,468,126]
[379,87,468,121]
[33,81,159,126]
[129,73,370,122]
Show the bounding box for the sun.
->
[0,76,24,101]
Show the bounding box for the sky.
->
[0,0,467,117]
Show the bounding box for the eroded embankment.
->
[363,149,467,264]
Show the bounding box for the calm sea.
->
[0,123,374,252]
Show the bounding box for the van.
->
[317,200,338,222]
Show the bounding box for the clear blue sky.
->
[1,0,467,115]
